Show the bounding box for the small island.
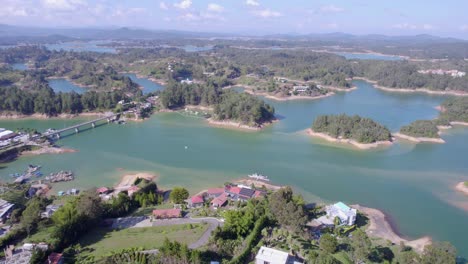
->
[308,114,393,149]
[395,120,445,143]
[438,97,468,127]
[160,82,276,130]
[456,182,468,196]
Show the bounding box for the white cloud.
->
[159,2,168,10]
[253,9,282,18]
[392,23,435,30]
[460,25,468,31]
[174,0,192,9]
[207,3,224,13]
[324,23,339,29]
[41,0,86,11]
[245,0,260,7]
[319,5,344,13]
[178,12,200,21]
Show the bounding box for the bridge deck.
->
[44,114,118,136]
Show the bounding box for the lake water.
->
[335,52,403,61]
[11,63,28,70]
[124,73,165,94]
[1,80,467,256]
[48,78,86,94]
[182,45,213,52]
[45,41,116,53]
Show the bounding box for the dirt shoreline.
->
[114,172,158,191]
[306,129,393,150]
[0,112,108,120]
[234,178,283,191]
[455,182,468,196]
[352,204,432,253]
[353,77,468,96]
[21,146,78,156]
[207,118,277,131]
[393,132,445,144]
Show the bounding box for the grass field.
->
[77,223,208,258]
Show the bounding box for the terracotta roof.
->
[207,188,225,195]
[47,253,63,264]
[128,186,140,192]
[191,195,204,204]
[227,186,241,194]
[152,208,181,218]
[254,190,263,198]
[96,187,109,194]
[211,193,228,207]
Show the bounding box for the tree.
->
[350,229,371,263]
[170,187,189,204]
[319,234,338,254]
[268,187,307,233]
[20,197,47,236]
[315,253,340,264]
[396,250,420,264]
[421,242,456,264]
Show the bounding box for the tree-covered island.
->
[309,114,393,149]
[394,120,445,143]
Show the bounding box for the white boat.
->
[248,173,270,181]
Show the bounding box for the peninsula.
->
[395,120,445,143]
[308,114,393,149]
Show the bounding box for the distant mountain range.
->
[0,24,466,45]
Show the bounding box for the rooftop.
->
[191,195,204,204]
[256,246,291,264]
[47,252,63,264]
[335,202,351,212]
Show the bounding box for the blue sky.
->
[1,0,468,38]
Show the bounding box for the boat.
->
[248,173,270,181]
[27,164,41,173]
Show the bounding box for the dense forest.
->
[399,120,440,138]
[312,114,392,143]
[160,82,275,126]
[439,97,468,123]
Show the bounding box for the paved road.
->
[113,216,223,249]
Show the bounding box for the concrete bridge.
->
[44,113,120,139]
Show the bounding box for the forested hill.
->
[311,114,392,143]
[160,82,275,126]
[399,120,440,138]
[439,97,468,123]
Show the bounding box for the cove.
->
[124,73,165,94]
[335,52,404,61]
[0,80,467,256]
[48,78,86,94]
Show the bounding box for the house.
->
[188,195,204,208]
[225,185,261,202]
[238,187,256,201]
[325,202,357,226]
[0,199,14,224]
[292,85,309,93]
[0,130,17,142]
[152,208,182,219]
[255,246,299,264]
[47,252,64,264]
[206,188,225,198]
[211,193,228,208]
[97,187,110,194]
[41,204,62,218]
[180,78,193,84]
[127,186,141,197]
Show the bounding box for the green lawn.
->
[25,226,58,245]
[77,223,208,258]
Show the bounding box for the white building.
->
[0,199,14,224]
[180,78,193,84]
[292,85,309,93]
[41,204,62,218]
[325,202,357,226]
[255,246,301,264]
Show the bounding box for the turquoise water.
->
[335,52,403,61]
[0,80,467,256]
[11,63,28,70]
[124,73,164,94]
[48,79,86,94]
[45,41,116,53]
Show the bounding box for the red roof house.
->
[188,195,204,208]
[152,208,182,219]
[206,188,225,198]
[96,187,109,194]
[211,193,228,208]
[47,252,64,264]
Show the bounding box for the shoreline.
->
[353,77,468,96]
[121,71,167,86]
[114,172,158,191]
[229,85,338,101]
[0,112,109,120]
[351,204,431,253]
[21,146,78,156]
[393,132,445,144]
[207,118,277,131]
[306,128,393,150]
[455,182,468,196]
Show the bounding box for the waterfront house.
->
[206,188,225,198]
[211,193,228,208]
[225,185,264,202]
[97,187,110,194]
[188,195,205,208]
[127,186,141,197]
[255,246,300,264]
[0,199,14,224]
[152,208,182,219]
[325,202,357,226]
[41,204,62,218]
[47,252,64,264]
[292,85,309,93]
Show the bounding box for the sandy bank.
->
[393,132,445,144]
[455,182,468,196]
[352,204,431,253]
[234,178,283,191]
[0,112,107,120]
[21,146,77,156]
[307,129,393,150]
[353,77,468,96]
[115,172,158,190]
[207,118,276,132]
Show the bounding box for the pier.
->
[43,113,120,139]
